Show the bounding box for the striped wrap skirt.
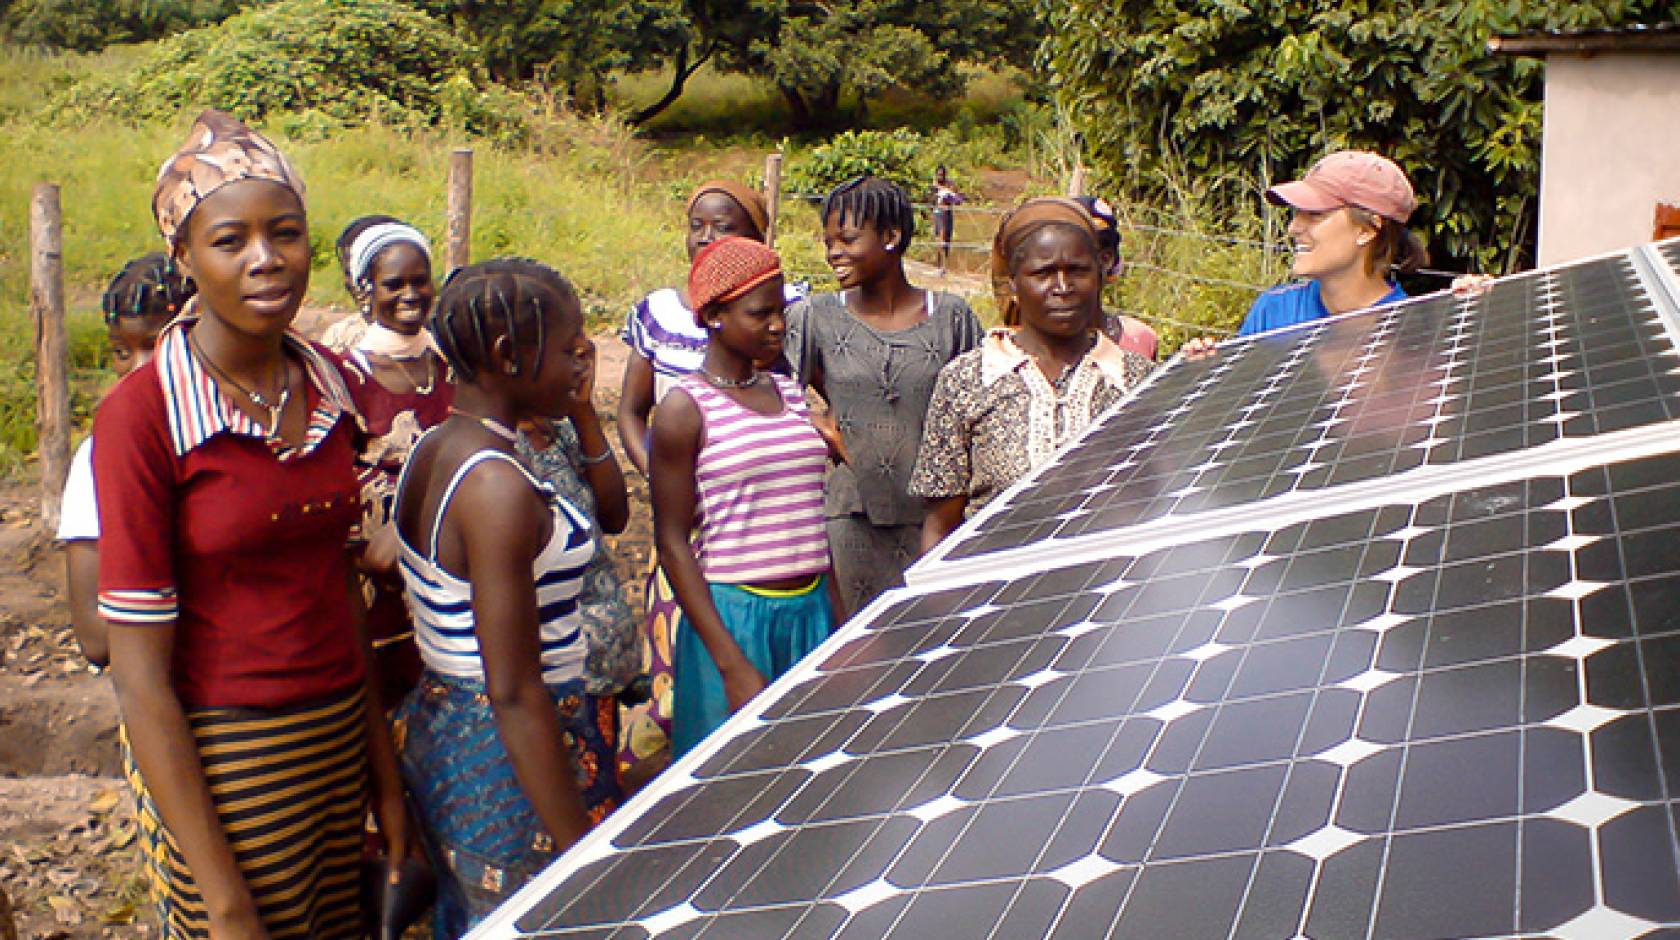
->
[129,688,369,940]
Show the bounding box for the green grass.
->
[0,44,1280,477]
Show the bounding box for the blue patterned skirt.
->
[394,671,620,939]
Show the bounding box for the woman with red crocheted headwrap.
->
[650,237,841,757]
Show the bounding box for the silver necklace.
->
[190,332,291,430]
[448,407,518,444]
[701,368,762,389]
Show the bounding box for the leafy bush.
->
[57,0,528,140]
[1039,0,1680,272]
[786,129,928,195]
[2,0,244,52]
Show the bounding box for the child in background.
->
[650,237,840,756]
[392,260,618,938]
[59,253,194,669]
[1072,194,1161,362]
[931,165,963,275]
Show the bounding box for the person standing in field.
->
[94,109,410,940]
[615,180,793,777]
[651,236,840,756]
[331,215,454,706]
[931,165,963,275]
[60,253,194,671]
[392,259,619,938]
[784,175,982,611]
[912,197,1154,550]
[1182,150,1427,354]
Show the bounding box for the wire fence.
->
[783,185,1470,344]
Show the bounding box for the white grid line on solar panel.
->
[490,455,1680,940]
[905,404,1680,595]
[493,453,1680,933]
[921,249,1680,568]
[477,246,1680,933]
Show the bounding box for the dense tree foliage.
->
[690,0,1037,127]
[1039,0,1680,270]
[1,0,242,51]
[413,0,691,110]
[61,0,527,139]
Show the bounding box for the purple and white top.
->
[623,285,807,402]
[676,371,830,584]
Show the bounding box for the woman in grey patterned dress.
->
[785,177,983,611]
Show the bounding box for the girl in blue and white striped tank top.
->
[388,260,621,938]
[652,237,843,758]
[397,447,595,683]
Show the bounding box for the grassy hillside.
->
[0,44,1278,475]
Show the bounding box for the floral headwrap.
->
[153,109,306,247]
[688,236,782,319]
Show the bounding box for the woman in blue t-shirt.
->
[1186,150,1428,353]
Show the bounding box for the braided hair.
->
[101,252,195,324]
[820,175,916,253]
[428,258,579,383]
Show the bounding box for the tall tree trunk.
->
[628,42,716,127]
[779,84,815,129]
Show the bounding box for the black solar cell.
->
[938,252,1680,563]
[477,245,1680,940]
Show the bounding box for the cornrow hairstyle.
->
[428,258,579,383]
[335,214,402,299]
[820,175,916,254]
[101,252,195,324]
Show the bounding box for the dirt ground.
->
[0,315,649,940]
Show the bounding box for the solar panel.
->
[928,248,1680,565]
[474,241,1680,940]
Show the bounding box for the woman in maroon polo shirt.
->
[92,110,409,940]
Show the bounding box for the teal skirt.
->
[672,576,834,756]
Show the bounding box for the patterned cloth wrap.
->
[394,672,620,939]
[619,562,681,772]
[516,419,641,694]
[153,109,306,247]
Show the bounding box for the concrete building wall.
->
[1538,53,1680,266]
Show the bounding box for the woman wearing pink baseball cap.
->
[1238,150,1429,335]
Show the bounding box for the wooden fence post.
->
[31,183,68,534]
[447,148,473,273]
[1066,165,1089,199]
[763,152,784,248]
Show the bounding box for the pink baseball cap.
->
[1265,150,1417,224]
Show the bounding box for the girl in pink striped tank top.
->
[651,237,843,756]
